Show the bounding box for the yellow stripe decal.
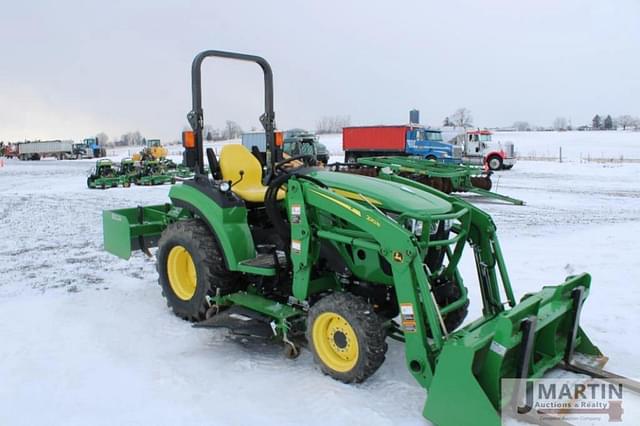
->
[312,190,362,217]
[331,189,383,206]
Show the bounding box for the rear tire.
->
[307,292,387,383]
[156,219,243,321]
[426,155,437,161]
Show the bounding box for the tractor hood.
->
[310,170,451,216]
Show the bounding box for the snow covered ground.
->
[1,133,639,425]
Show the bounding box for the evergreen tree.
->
[592,114,602,130]
[604,115,613,130]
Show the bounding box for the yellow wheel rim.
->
[312,312,359,372]
[167,245,197,301]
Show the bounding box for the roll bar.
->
[186,50,277,180]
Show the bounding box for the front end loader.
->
[101,50,635,425]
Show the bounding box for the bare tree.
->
[316,115,351,134]
[553,117,568,131]
[513,121,530,131]
[121,131,144,146]
[223,120,243,139]
[449,108,473,128]
[203,124,217,141]
[96,132,109,146]
[617,115,634,130]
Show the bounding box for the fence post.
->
[559,147,562,163]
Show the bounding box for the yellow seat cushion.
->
[219,144,285,203]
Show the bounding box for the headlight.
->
[406,218,423,236]
[429,221,439,235]
[219,181,231,192]
[443,219,454,231]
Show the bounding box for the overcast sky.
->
[1,0,638,142]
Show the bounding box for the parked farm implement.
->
[101,50,638,425]
[88,158,183,189]
[119,158,138,181]
[87,159,129,189]
[133,159,176,186]
[331,156,524,205]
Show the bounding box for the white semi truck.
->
[17,140,74,160]
[442,128,516,170]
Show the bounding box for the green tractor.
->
[87,159,128,189]
[134,159,176,186]
[102,51,635,425]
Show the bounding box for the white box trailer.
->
[17,140,74,160]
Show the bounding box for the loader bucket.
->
[423,273,603,426]
[103,204,187,259]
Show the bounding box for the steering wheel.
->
[275,154,316,171]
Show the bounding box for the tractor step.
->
[241,253,277,268]
[237,253,278,276]
[193,305,275,339]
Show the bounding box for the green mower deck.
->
[133,160,176,186]
[87,159,130,189]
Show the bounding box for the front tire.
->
[156,219,243,321]
[487,155,503,171]
[307,293,387,383]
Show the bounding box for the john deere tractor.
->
[102,51,636,425]
[88,159,128,189]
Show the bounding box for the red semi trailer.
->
[342,125,460,163]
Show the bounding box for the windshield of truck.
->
[478,134,492,142]
[283,141,298,155]
[425,132,443,141]
[299,141,317,156]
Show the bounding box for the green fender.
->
[168,183,255,270]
